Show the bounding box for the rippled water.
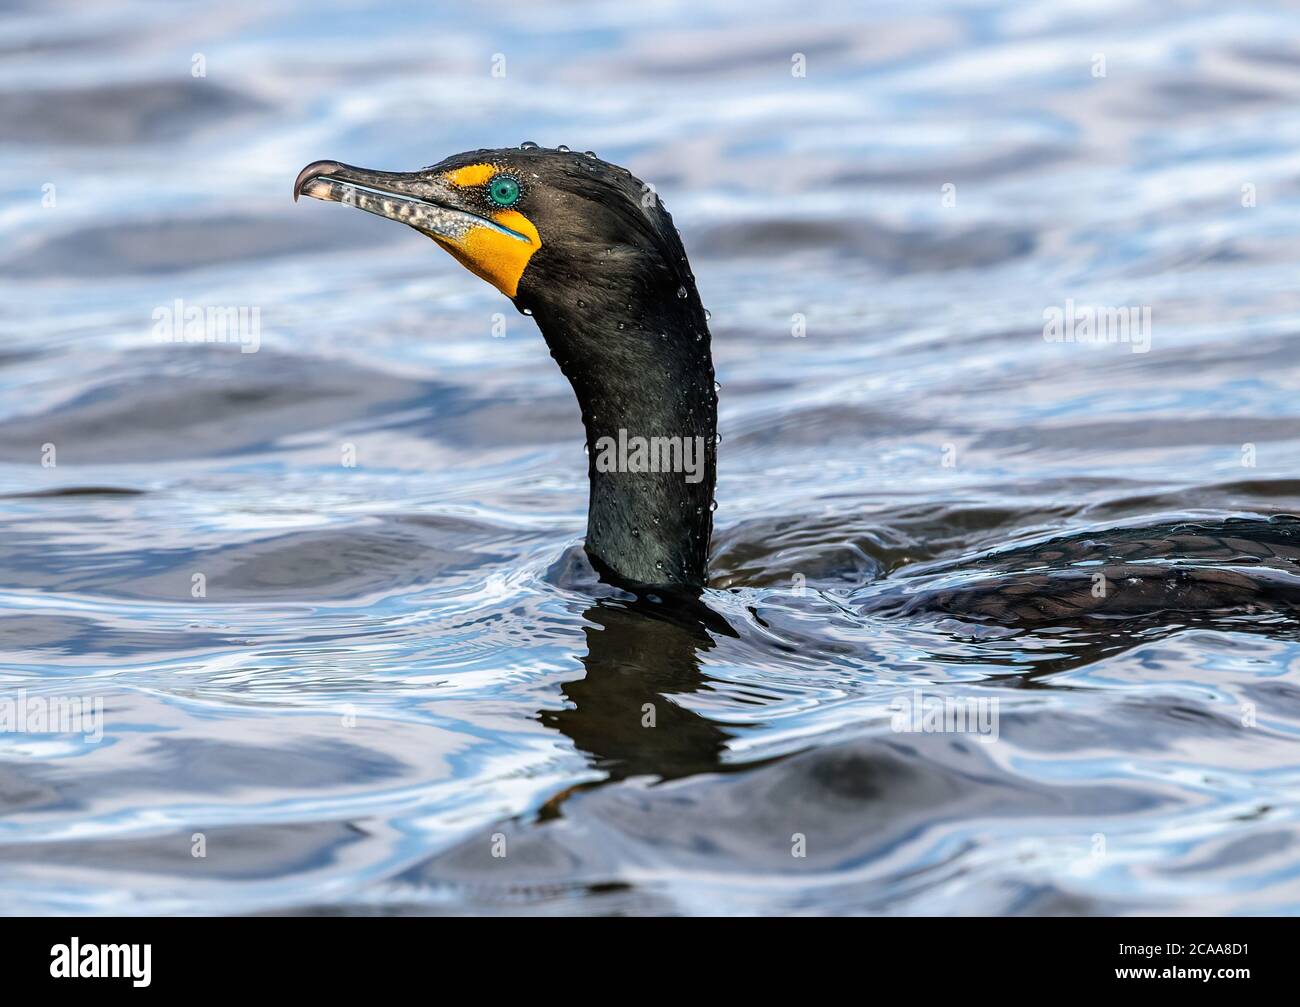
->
[4,0,1300,915]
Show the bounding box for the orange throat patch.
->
[433,208,540,298]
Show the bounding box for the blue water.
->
[3,0,1300,914]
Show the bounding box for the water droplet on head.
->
[631,528,640,537]
[519,140,539,150]
[714,381,721,392]
[677,286,688,299]
[709,500,718,512]
[704,309,711,320]
[557,144,570,152]
[584,150,597,158]
[617,322,625,330]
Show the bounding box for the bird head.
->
[294,146,696,319]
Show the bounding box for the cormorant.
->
[295,146,1300,625]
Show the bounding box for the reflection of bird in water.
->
[294,146,1300,626]
[543,595,732,786]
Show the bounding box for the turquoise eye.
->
[488,175,520,207]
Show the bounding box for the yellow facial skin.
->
[444,163,497,188]
[436,164,542,298]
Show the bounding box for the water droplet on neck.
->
[714,381,721,392]
[522,307,533,316]
[519,140,539,150]
[709,500,718,512]
[703,309,711,320]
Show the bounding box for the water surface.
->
[3,0,1300,914]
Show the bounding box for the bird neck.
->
[526,289,717,590]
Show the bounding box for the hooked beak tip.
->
[294,160,343,203]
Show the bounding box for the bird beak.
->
[294,158,542,297]
[294,159,504,244]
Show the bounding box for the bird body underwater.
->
[295,145,1300,626]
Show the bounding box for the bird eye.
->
[488,175,521,207]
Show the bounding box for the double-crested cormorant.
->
[295,146,1300,624]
